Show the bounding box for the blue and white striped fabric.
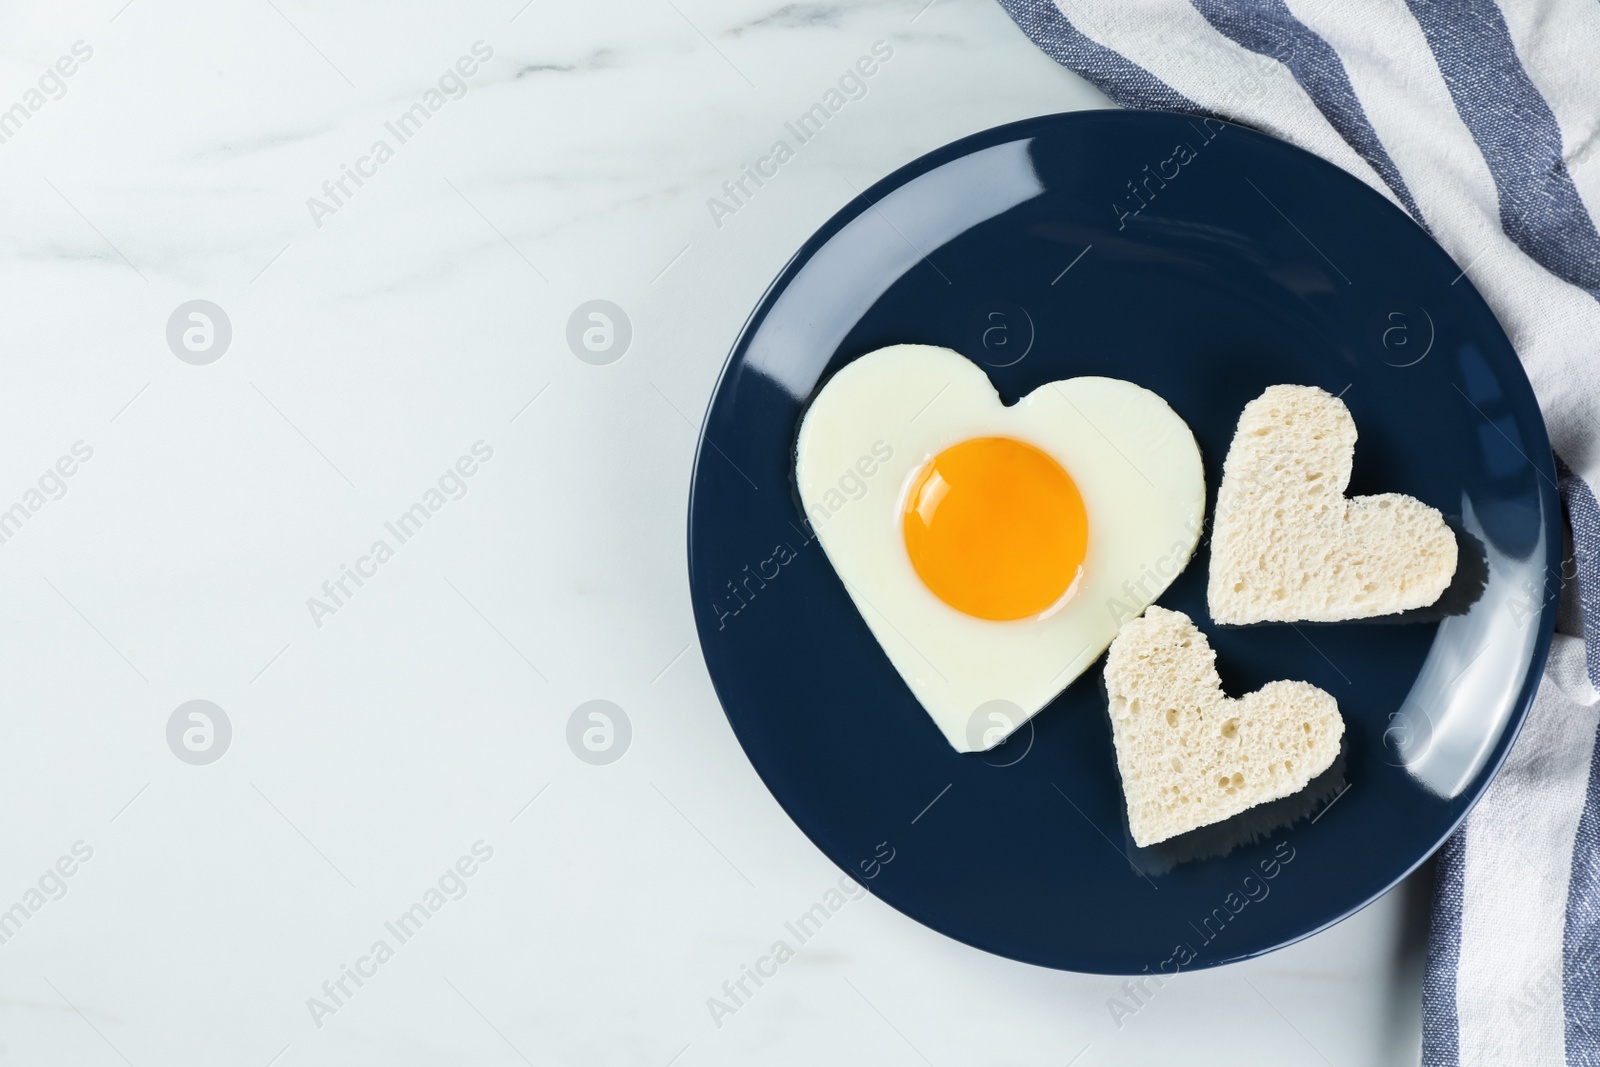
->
[994,1,1600,1061]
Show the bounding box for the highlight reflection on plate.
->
[688,111,1560,973]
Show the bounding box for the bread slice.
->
[1104,606,1344,846]
[1208,384,1457,623]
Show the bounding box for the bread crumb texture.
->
[1207,384,1457,623]
[1105,606,1344,846]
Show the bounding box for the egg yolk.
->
[902,436,1088,620]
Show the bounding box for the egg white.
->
[795,344,1205,752]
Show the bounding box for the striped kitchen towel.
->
[993,0,1600,1061]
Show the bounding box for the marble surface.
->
[0,0,1427,1063]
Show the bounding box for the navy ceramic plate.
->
[687,111,1560,973]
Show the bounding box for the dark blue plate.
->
[686,111,1559,973]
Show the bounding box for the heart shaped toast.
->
[1207,384,1457,624]
[1105,607,1343,846]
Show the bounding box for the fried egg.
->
[795,344,1205,752]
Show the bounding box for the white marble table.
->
[0,0,1426,1063]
